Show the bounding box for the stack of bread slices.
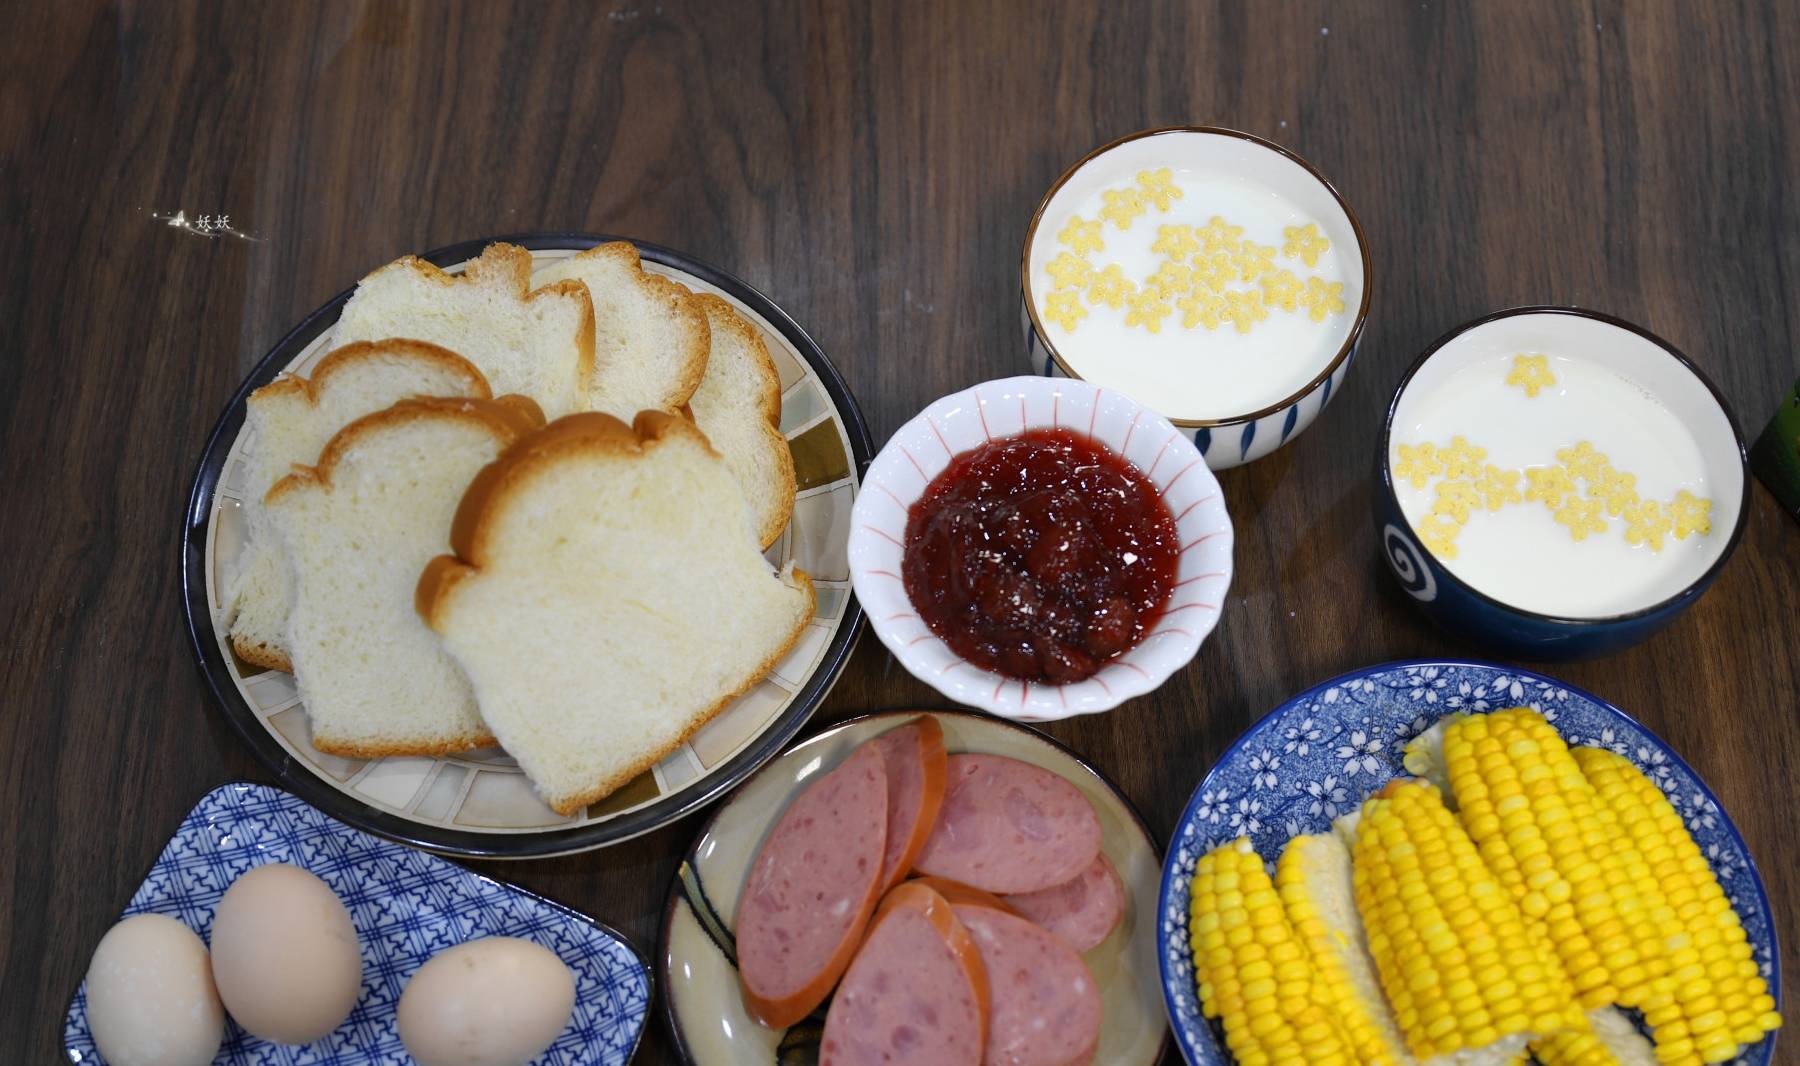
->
[223,242,811,815]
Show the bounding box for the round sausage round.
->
[738,742,889,1028]
[951,902,1102,1066]
[911,754,1102,894]
[872,717,948,889]
[1001,853,1125,954]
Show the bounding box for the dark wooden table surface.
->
[5,1,1797,1060]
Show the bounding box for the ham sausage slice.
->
[872,717,948,889]
[912,754,1102,894]
[950,900,1102,1066]
[820,883,989,1066]
[738,742,889,1028]
[1001,853,1125,953]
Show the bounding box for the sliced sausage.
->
[911,754,1102,894]
[820,883,989,1066]
[1001,853,1125,954]
[872,716,948,889]
[738,742,889,1028]
[950,901,1102,1066]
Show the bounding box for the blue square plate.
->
[64,783,651,1065]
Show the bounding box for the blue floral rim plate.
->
[63,783,652,1065]
[1155,660,1780,1066]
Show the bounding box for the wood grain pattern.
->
[3,2,1797,1060]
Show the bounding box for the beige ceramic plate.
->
[184,234,871,858]
[658,709,1169,1065]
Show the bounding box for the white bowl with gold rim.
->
[1021,126,1371,469]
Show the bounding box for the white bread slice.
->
[265,395,546,758]
[417,411,815,814]
[331,243,594,417]
[535,242,709,419]
[687,294,797,548]
[225,340,491,672]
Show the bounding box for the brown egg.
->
[209,863,362,1044]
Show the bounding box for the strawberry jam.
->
[902,428,1179,683]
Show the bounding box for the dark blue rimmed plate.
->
[63,782,651,1065]
[1156,660,1779,1066]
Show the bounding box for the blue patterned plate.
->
[1156,660,1780,1066]
[64,783,651,1065]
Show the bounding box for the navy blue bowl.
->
[1376,307,1750,660]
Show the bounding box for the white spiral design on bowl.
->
[1383,523,1438,603]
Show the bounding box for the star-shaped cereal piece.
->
[1394,442,1444,489]
[1192,250,1236,292]
[1282,223,1330,267]
[1100,186,1147,230]
[1432,479,1482,525]
[1151,223,1200,260]
[1506,353,1556,398]
[1196,215,1244,254]
[1439,435,1488,480]
[1259,269,1302,312]
[1045,251,1093,291]
[1555,441,1610,484]
[1124,288,1173,333]
[1623,499,1673,552]
[1086,263,1135,310]
[1177,288,1225,331]
[1669,489,1713,539]
[1301,276,1347,322]
[1524,464,1576,509]
[1553,495,1608,542]
[1147,260,1194,299]
[1232,241,1277,282]
[1223,288,1268,334]
[1472,464,1522,511]
[1043,289,1088,333]
[1586,465,1640,517]
[1057,215,1104,255]
[1417,514,1461,561]
[1136,168,1183,211]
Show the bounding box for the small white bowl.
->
[849,376,1234,721]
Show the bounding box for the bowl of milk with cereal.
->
[1379,307,1750,660]
[1021,126,1370,468]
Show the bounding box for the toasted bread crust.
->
[247,339,491,412]
[231,636,294,674]
[567,242,709,411]
[689,293,797,548]
[312,727,496,759]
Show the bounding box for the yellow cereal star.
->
[1432,479,1482,525]
[1086,263,1135,310]
[1223,288,1268,333]
[1232,241,1277,282]
[1124,288,1173,333]
[1136,167,1184,211]
[1177,288,1225,330]
[1524,465,1576,509]
[1556,441,1610,483]
[1045,251,1093,291]
[1281,222,1330,267]
[1553,495,1608,542]
[1151,223,1200,260]
[1669,489,1713,539]
[1586,465,1640,517]
[1192,250,1237,292]
[1506,353,1556,398]
[1147,259,1194,299]
[1057,215,1105,255]
[1394,442,1444,489]
[1623,499,1673,552]
[1417,514,1461,561]
[1260,269,1302,312]
[1301,276,1346,322]
[1043,289,1088,332]
[1439,435,1489,480]
[1472,464,1522,511]
[1196,215,1245,254]
[1099,186,1147,230]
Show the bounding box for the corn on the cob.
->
[1190,836,1356,1066]
[1275,832,1413,1066]
[1349,778,1589,1065]
[1531,1006,1658,1066]
[1574,746,1782,1064]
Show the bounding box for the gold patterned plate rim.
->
[182,233,873,859]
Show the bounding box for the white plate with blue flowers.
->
[1156,659,1780,1066]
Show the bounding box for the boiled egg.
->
[85,913,225,1066]
[397,936,577,1066]
[208,863,362,1044]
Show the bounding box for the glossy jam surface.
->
[902,429,1179,683]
